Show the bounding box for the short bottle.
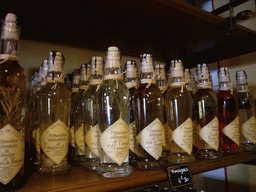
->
[134,54,165,169]
[97,46,132,178]
[217,67,240,154]
[82,56,103,170]
[236,70,256,151]
[124,60,139,166]
[0,13,27,191]
[154,63,170,161]
[165,60,195,164]
[194,64,221,159]
[38,51,71,175]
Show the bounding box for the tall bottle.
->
[73,64,90,165]
[97,46,132,178]
[217,67,240,154]
[236,70,256,151]
[165,61,195,164]
[134,54,165,169]
[0,13,27,191]
[38,51,71,175]
[194,64,221,159]
[154,63,169,161]
[82,56,103,170]
[184,69,198,154]
[124,60,139,166]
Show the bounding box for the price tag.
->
[166,164,193,189]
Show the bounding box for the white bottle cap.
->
[236,70,247,85]
[197,63,210,80]
[140,53,154,73]
[218,67,230,83]
[105,46,121,70]
[125,60,138,79]
[1,13,19,41]
[80,63,91,81]
[91,56,104,76]
[170,60,183,78]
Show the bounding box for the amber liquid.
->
[135,83,164,169]
[217,90,240,154]
[0,60,27,191]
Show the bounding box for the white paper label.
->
[75,125,85,152]
[70,126,75,148]
[137,118,164,160]
[0,124,24,185]
[199,117,219,151]
[85,123,100,158]
[241,116,256,144]
[172,118,193,155]
[129,121,138,155]
[222,116,240,146]
[100,118,129,166]
[41,120,69,165]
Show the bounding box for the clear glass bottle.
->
[194,64,221,159]
[73,64,90,165]
[0,13,27,191]
[124,60,139,166]
[184,69,198,154]
[97,46,132,178]
[217,67,240,154]
[38,51,71,175]
[154,63,169,161]
[165,61,195,164]
[82,56,103,170]
[236,70,256,151]
[134,54,165,169]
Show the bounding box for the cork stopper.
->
[140,53,154,73]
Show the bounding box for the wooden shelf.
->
[3,0,256,68]
[17,151,256,192]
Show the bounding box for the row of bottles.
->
[1,12,256,191]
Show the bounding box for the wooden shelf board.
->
[17,151,256,192]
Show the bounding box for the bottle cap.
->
[105,46,121,70]
[218,67,230,83]
[170,60,183,78]
[125,60,138,79]
[197,63,210,80]
[236,70,247,85]
[80,63,91,81]
[154,63,166,80]
[91,56,103,76]
[1,13,19,41]
[72,69,80,84]
[140,53,154,73]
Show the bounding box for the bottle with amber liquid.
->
[194,64,221,159]
[217,67,240,154]
[124,60,139,166]
[38,51,71,175]
[97,46,132,178]
[134,54,165,169]
[154,63,169,161]
[236,70,256,151]
[0,13,27,191]
[165,61,195,164]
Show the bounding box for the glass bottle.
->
[134,54,165,169]
[97,46,132,178]
[38,51,71,175]
[184,68,198,155]
[124,60,139,166]
[165,61,195,164]
[194,64,221,159]
[82,56,103,170]
[73,64,90,165]
[236,70,256,151]
[154,63,169,161]
[217,67,240,154]
[0,13,27,191]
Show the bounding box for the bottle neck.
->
[0,40,19,61]
[47,71,64,83]
[140,72,156,84]
[170,76,184,87]
[103,68,123,80]
[197,79,213,90]
[219,81,232,91]
[237,83,248,92]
